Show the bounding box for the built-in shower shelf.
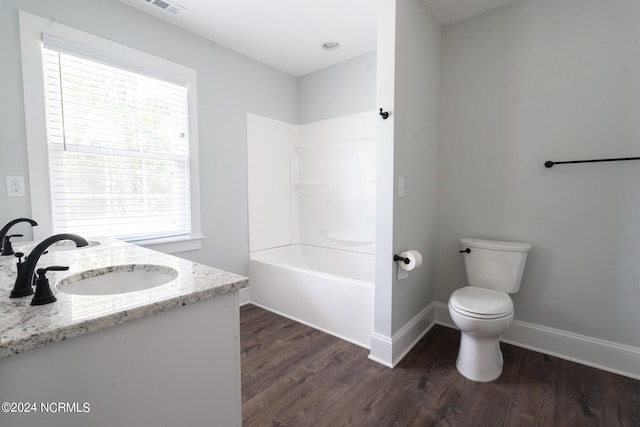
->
[324,233,375,244]
[294,136,376,150]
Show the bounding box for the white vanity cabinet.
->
[0,292,242,427]
[0,239,247,427]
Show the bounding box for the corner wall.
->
[371,0,441,366]
[297,52,377,124]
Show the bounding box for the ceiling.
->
[422,0,516,26]
[119,0,516,77]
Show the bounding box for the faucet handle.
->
[1,234,23,256]
[31,266,69,306]
[9,251,33,298]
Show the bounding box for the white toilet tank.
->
[461,238,532,293]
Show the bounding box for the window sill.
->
[136,235,205,254]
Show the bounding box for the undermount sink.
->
[57,265,178,296]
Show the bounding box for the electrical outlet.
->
[6,176,25,197]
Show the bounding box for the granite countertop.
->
[0,238,248,358]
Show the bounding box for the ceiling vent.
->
[145,0,184,15]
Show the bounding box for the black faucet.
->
[9,233,88,299]
[0,218,38,256]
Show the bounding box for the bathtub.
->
[249,244,374,348]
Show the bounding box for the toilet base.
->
[456,331,504,382]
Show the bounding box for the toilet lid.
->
[449,286,513,318]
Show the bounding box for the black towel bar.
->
[545,156,640,168]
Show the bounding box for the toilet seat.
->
[449,286,513,319]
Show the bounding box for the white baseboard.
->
[368,302,436,368]
[434,302,640,380]
[369,333,394,368]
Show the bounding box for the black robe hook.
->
[379,108,389,120]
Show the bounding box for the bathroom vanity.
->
[0,238,248,427]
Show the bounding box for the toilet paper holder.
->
[393,254,411,264]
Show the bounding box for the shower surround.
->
[247,111,376,346]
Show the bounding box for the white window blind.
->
[42,39,192,242]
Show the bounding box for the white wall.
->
[435,0,640,348]
[298,51,377,124]
[0,0,297,276]
[391,0,441,333]
[371,0,441,366]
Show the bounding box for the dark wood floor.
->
[240,304,640,427]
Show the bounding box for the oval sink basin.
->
[57,265,178,296]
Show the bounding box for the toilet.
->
[448,237,532,382]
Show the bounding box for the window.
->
[20,12,202,252]
[43,40,191,242]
